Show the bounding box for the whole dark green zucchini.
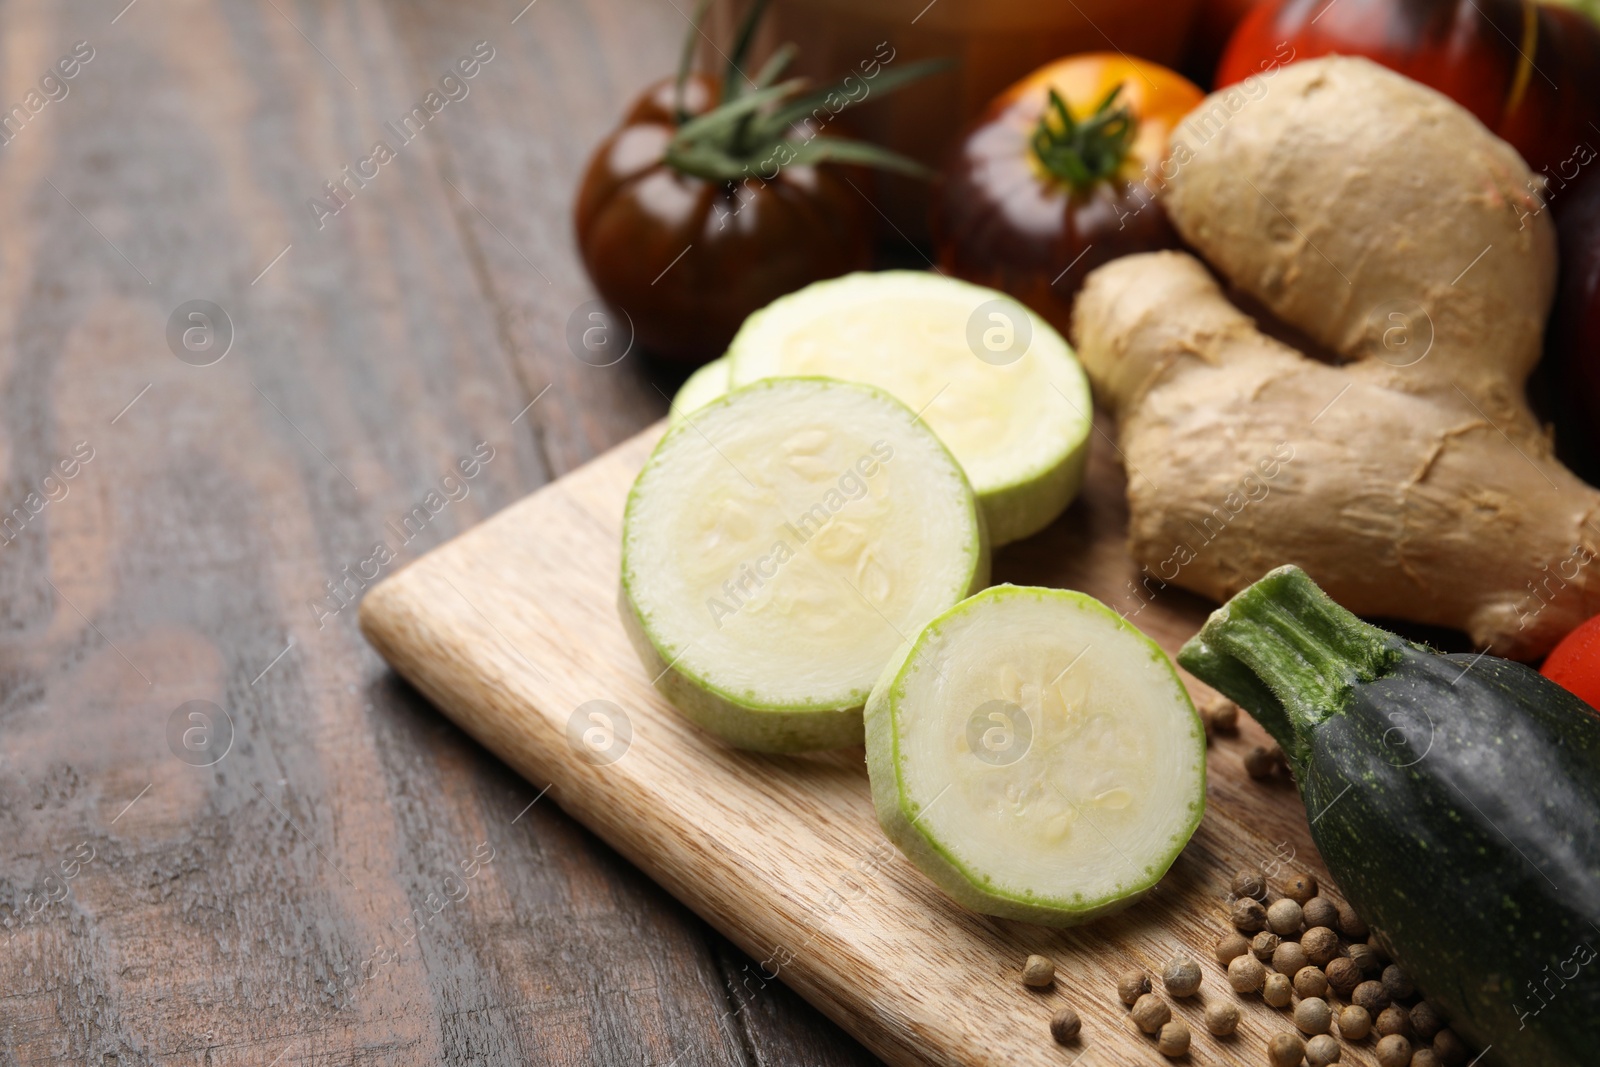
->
[1179,566,1600,1067]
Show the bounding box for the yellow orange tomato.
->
[932,54,1204,335]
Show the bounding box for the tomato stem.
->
[1031,85,1138,191]
[662,6,947,186]
[674,0,712,125]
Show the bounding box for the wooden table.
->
[0,1,879,1062]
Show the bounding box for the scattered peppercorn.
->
[1337,1005,1372,1040]
[1157,1019,1191,1058]
[1131,992,1171,1034]
[1229,953,1267,993]
[1409,1000,1444,1040]
[1324,956,1361,997]
[1301,926,1340,966]
[1412,1051,1442,1067]
[1294,997,1333,1035]
[1268,1032,1306,1067]
[1263,970,1293,1008]
[1117,970,1152,1007]
[1305,1033,1341,1066]
[1208,698,1239,732]
[1022,954,1055,988]
[1231,896,1269,933]
[1346,942,1379,975]
[1252,930,1282,962]
[1216,932,1251,966]
[1375,1004,1411,1039]
[1232,868,1268,902]
[1267,898,1305,937]
[1283,871,1318,903]
[1381,963,1415,1001]
[1433,1028,1468,1065]
[1302,896,1338,930]
[1294,965,1329,1000]
[1335,899,1369,940]
[1163,955,1202,998]
[1375,1033,1411,1067]
[1272,941,1311,978]
[1353,979,1392,1016]
[1049,1007,1081,1044]
[1245,745,1278,778]
[1205,1000,1240,1037]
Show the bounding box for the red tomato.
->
[930,55,1205,337]
[1542,613,1600,712]
[1217,0,1600,178]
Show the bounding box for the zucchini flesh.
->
[725,271,1093,546]
[621,377,988,751]
[1180,566,1600,1067]
[867,585,1206,925]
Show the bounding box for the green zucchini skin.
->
[1307,654,1600,1066]
[1180,567,1600,1067]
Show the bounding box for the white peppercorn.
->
[1302,896,1339,930]
[1376,1004,1411,1039]
[1273,941,1310,977]
[1117,970,1152,1007]
[1433,1028,1468,1065]
[1131,992,1171,1034]
[1294,997,1333,1035]
[1409,1000,1445,1040]
[1381,963,1415,1001]
[1205,1000,1240,1036]
[1163,955,1202,998]
[1305,1034,1341,1066]
[1268,1032,1305,1067]
[1335,898,1369,939]
[1301,926,1340,966]
[1375,1034,1411,1067]
[1215,932,1250,966]
[1252,930,1282,962]
[1294,965,1329,1000]
[1232,896,1269,932]
[1267,898,1305,937]
[1283,871,1318,903]
[1229,953,1267,993]
[1022,954,1055,988]
[1338,1005,1372,1040]
[1353,979,1391,1016]
[1325,956,1361,997]
[1158,1020,1191,1058]
[1232,868,1268,901]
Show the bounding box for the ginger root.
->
[1072,57,1599,659]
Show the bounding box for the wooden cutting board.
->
[359,417,1344,1067]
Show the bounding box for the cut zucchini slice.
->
[865,585,1205,924]
[726,271,1093,546]
[668,358,729,426]
[622,377,990,752]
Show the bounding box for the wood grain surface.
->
[359,419,1364,1067]
[0,0,881,1063]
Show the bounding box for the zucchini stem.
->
[1178,566,1402,762]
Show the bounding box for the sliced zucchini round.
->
[621,377,990,752]
[725,271,1093,546]
[865,584,1206,925]
[667,357,729,426]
